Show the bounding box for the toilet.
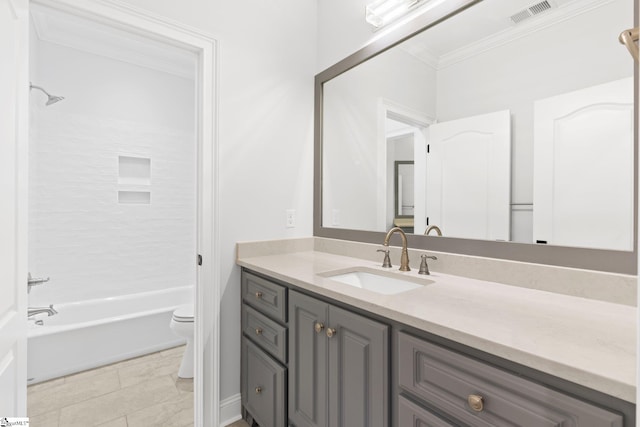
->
[169,304,194,378]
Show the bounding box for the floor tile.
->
[108,352,163,371]
[64,364,118,384]
[58,375,180,427]
[28,349,193,426]
[27,377,64,394]
[159,345,185,359]
[225,420,250,427]
[126,392,193,427]
[174,377,194,393]
[28,409,60,427]
[28,370,121,417]
[118,353,182,388]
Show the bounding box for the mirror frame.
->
[394,160,414,220]
[314,0,638,275]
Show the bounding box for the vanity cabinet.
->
[397,332,624,427]
[240,268,633,427]
[288,290,389,427]
[241,271,288,427]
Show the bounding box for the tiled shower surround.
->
[28,108,197,305]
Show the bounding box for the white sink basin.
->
[321,268,433,295]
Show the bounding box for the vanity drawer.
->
[242,337,286,427]
[242,271,287,323]
[398,395,457,427]
[242,304,287,363]
[398,332,623,427]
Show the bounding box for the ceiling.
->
[400,0,610,68]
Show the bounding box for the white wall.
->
[28,39,197,305]
[107,0,317,409]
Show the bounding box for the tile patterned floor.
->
[28,345,194,427]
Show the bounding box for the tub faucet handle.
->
[27,273,50,294]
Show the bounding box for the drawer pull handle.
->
[255,386,262,394]
[314,322,325,333]
[255,328,263,335]
[255,291,263,299]
[468,394,484,412]
[326,327,337,338]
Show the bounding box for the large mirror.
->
[315,0,637,273]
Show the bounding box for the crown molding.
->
[398,43,439,69]
[437,0,616,69]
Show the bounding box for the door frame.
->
[376,98,434,232]
[25,0,220,424]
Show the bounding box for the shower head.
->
[45,95,65,106]
[30,82,65,106]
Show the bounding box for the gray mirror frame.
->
[394,160,414,220]
[314,0,638,275]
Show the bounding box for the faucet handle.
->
[419,254,437,275]
[377,248,392,268]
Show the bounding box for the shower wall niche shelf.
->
[118,156,151,204]
[118,190,151,204]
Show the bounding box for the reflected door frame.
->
[376,98,435,233]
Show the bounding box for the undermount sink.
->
[321,268,433,295]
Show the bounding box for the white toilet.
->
[169,304,194,379]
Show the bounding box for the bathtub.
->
[27,286,193,384]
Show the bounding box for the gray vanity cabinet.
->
[241,271,288,427]
[288,290,389,427]
[397,332,624,427]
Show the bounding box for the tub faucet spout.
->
[28,304,58,318]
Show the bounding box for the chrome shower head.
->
[45,95,65,106]
[30,82,65,106]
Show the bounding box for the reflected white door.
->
[0,0,28,416]
[533,77,633,251]
[427,110,511,240]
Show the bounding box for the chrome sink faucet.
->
[382,227,410,271]
[28,304,58,318]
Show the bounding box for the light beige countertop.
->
[237,247,636,403]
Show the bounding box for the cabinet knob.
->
[255,291,263,299]
[326,327,337,338]
[255,386,262,394]
[467,394,484,412]
[314,322,325,333]
[255,328,263,335]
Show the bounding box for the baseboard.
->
[219,393,242,426]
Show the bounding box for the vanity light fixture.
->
[365,0,425,29]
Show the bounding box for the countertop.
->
[237,249,636,403]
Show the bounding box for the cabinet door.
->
[328,305,389,427]
[242,338,286,427]
[289,291,329,427]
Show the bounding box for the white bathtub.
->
[27,286,193,384]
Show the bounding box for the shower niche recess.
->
[118,155,151,204]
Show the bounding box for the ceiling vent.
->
[510,0,553,24]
